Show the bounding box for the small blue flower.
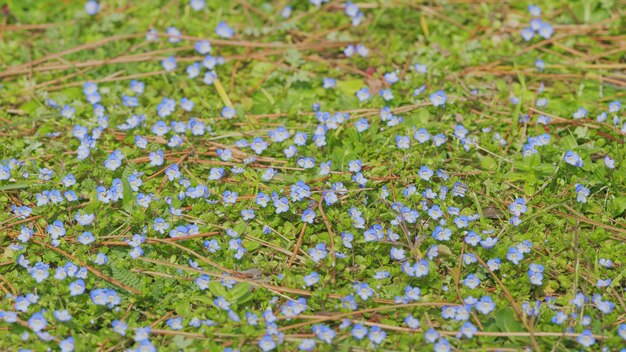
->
[528,5,541,16]
[367,326,386,345]
[538,21,554,39]
[301,209,316,224]
[508,198,527,216]
[162,56,177,71]
[351,323,368,340]
[112,320,128,336]
[322,77,336,89]
[609,100,621,113]
[166,317,184,330]
[59,336,74,352]
[424,328,439,343]
[603,155,615,169]
[190,0,205,11]
[221,106,236,119]
[463,274,481,289]
[577,330,596,347]
[298,338,316,351]
[430,90,447,107]
[475,296,496,315]
[166,26,181,43]
[85,1,99,15]
[313,324,336,344]
[572,107,588,119]
[134,326,151,342]
[618,324,626,340]
[28,312,47,332]
[521,27,534,41]
[575,184,590,203]
[215,21,235,38]
[563,151,584,167]
[356,87,370,101]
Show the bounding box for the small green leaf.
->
[121,178,134,213]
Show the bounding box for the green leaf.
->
[208,282,228,298]
[121,178,134,213]
[609,197,626,217]
[0,183,33,191]
[495,308,524,333]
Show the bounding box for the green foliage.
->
[0,0,625,351]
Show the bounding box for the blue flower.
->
[404,286,421,301]
[390,247,405,261]
[350,323,367,339]
[475,296,495,314]
[592,295,614,314]
[379,88,394,101]
[355,44,368,56]
[463,274,481,289]
[129,80,144,94]
[603,155,615,169]
[245,137,268,154]
[430,90,447,107]
[405,315,420,329]
[104,149,124,170]
[508,198,527,216]
[528,263,544,285]
[166,317,183,330]
[355,87,370,101]
[93,252,108,265]
[28,312,47,332]
[309,243,328,263]
[572,107,588,119]
[424,328,439,343]
[563,151,584,167]
[134,326,151,342]
[54,310,72,322]
[301,209,316,224]
[418,165,434,181]
[303,272,319,287]
[298,338,316,351]
[459,322,477,339]
[85,1,99,15]
[322,77,336,89]
[237,208,253,221]
[521,27,534,41]
[577,330,596,347]
[538,21,554,39]
[90,288,121,308]
[112,320,128,336]
[186,0,205,10]
[221,106,236,119]
[59,336,74,352]
[433,133,447,147]
[47,220,66,239]
[618,324,626,340]
[258,335,276,351]
[575,184,590,203]
[75,211,94,226]
[312,324,336,344]
[528,5,541,16]
[162,56,177,71]
[434,338,451,351]
[396,135,410,149]
[354,282,374,300]
[281,5,292,18]
[367,326,386,344]
[166,26,181,43]
[487,258,501,271]
[215,21,235,38]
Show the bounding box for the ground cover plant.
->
[0,0,625,351]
